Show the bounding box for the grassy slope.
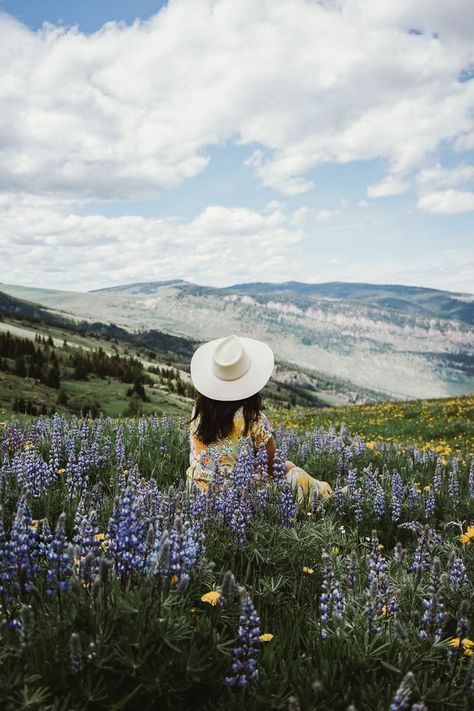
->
[267,394,474,455]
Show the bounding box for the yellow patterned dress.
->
[185,405,273,493]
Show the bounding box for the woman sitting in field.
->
[185,334,333,502]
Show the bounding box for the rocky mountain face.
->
[2,280,473,402]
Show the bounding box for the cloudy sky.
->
[0,0,473,293]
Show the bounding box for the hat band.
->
[212,348,251,381]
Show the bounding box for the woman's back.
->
[186,404,273,492]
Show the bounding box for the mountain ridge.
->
[1,280,473,401]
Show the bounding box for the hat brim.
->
[190,336,274,401]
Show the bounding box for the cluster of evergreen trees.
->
[12,397,54,416]
[69,347,148,383]
[148,365,195,398]
[0,332,61,388]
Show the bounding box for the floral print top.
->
[186,405,273,492]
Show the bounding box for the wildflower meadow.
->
[0,410,473,710]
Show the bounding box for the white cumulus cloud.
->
[417,189,474,214]
[0,0,473,200]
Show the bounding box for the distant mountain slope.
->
[199,281,474,325]
[1,280,473,401]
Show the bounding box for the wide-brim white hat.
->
[190,334,274,401]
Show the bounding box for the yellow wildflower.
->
[459,526,474,545]
[200,590,221,605]
[57,468,65,475]
[29,520,39,531]
[259,633,274,642]
[378,544,384,549]
[424,485,431,491]
[448,637,474,656]
[330,546,340,555]
[170,574,178,586]
[94,533,106,541]
[303,566,314,574]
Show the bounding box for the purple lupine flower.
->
[353,492,363,525]
[422,450,431,466]
[346,550,357,595]
[313,429,324,452]
[19,603,33,649]
[366,530,398,622]
[188,488,208,520]
[447,551,469,591]
[448,467,459,502]
[280,482,296,528]
[0,508,15,605]
[424,491,436,520]
[418,556,445,643]
[9,496,41,597]
[46,512,72,597]
[272,447,286,484]
[65,442,90,498]
[362,464,378,496]
[106,482,148,587]
[12,448,54,497]
[364,579,381,635]
[346,468,358,496]
[410,525,432,584]
[391,470,404,500]
[114,428,126,471]
[432,458,443,493]
[394,542,406,566]
[153,515,205,587]
[51,413,64,471]
[36,518,52,560]
[407,485,421,512]
[389,671,415,711]
[230,497,250,549]
[217,570,238,608]
[468,458,474,499]
[334,485,346,518]
[225,588,261,688]
[254,443,269,483]
[74,511,101,579]
[230,450,250,488]
[449,599,470,661]
[373,485,385,521]
[319,550,345,638]
[391,494,402,523]
[254,486,269,514]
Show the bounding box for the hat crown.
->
[212,335,251,381]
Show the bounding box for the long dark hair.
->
[187,391,263,445]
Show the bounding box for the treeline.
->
[0,330,152,391]
[12,397,55,416]
[68,347,149,383]
[0,331,61,388]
